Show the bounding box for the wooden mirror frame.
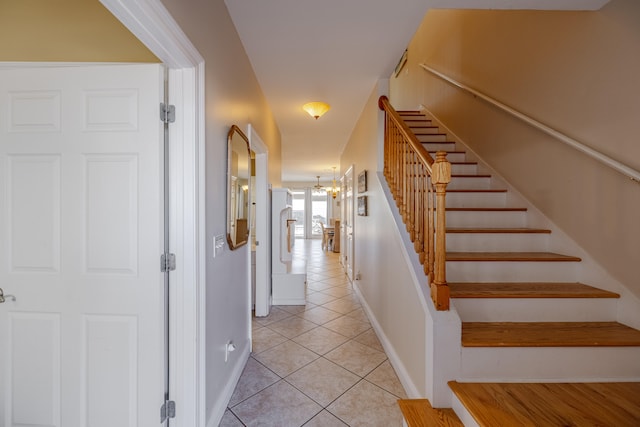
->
[227,125,251,250]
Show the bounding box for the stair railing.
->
[378,95,451,310]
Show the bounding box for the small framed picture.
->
[357,196,367,216]
[358,170,367,193]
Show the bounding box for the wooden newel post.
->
[431,151,451,310]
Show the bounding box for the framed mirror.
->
[227,125,251,250]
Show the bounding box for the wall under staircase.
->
[381,109,640,417]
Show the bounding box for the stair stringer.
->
[377,171,461,408]
[419,105,640,332]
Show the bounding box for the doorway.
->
[342,165,355,281]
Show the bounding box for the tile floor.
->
[221,239,407,426]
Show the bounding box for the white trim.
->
[99,1,206,425]
[420,63,640,184]
[249,125,271,318]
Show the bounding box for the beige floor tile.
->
[254,306,293,326]
[291,326,350,355]
[321,298,360,315]
[267,316,318,339]
[278,304,309,315]
[251,326,288,354]
[307,281,335,292]
[325,340,387,377]
[298,306,343,325]
[228,357,280,407]
[303,410,348,427]
[253,340,319,377]
[353,328,383,352]
[345,307,370,324]
[327,380,404,427]
[232,380,322,427]
[286,358,360,407]
[323,316,371,338]
[365,361,408,399]
[320,286,353,298]
[219,409,244,426]
[306,292,338,305]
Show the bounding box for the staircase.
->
[394,110,640,426]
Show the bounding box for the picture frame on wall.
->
[358,170,367,193]
[357,196,367,216]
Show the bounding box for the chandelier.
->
[331,167,339,199]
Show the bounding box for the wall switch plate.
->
[213,235,225,258]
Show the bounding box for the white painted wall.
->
[158,1,282,425]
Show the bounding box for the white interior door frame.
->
[248,125,271,317]
[99,1,205,426]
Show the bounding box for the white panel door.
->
[0,64,165,427]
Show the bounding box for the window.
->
[291,190,305,237]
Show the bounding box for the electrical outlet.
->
[225,341,236,362]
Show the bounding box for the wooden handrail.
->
[420,63,640,184]
[379,96,451,310]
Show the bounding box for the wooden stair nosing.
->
[446,227,550,234]
[449,282,620,299]
[447,252,581,262]
[448,381,640,426]
[398,399,463,427]
[461,321,640,347]
[446,207,527,212]
[447,189,506,193]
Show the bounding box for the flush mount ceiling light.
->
[302,101,330,120]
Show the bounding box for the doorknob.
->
[0,287,16,303]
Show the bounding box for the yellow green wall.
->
[0,0,158,62]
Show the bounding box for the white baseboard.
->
[352,281,421,398]
[206,344,250,427]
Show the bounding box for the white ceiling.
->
[224,0,610,183]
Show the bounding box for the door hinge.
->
[160,103,176,124]
[161,400,176,422]
[161,253,176,272]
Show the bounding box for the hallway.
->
[221,239,407,426]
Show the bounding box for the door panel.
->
[0,64,164,427]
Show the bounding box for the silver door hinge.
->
[161,253,176,272]
[160,103,176,124]
[161,400,176,422]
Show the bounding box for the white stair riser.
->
[453,298,618,322]
[447,232,549,252]
[450,164,478,175]
[422,141,455,151]
[445,211,527,228]
[418,134,449,143]
[429,151,466,162]
[460,347,640,381]
[408,126,440,134]
[446,192,507,208]
[446,261,579,282]
[448,176,491,190]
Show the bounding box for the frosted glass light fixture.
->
[302,101,330,120]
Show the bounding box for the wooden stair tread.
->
[447,227,550,234]
[447,252,581,262]
[449,381,640,426]
[450,282,620,298]
[462,321,640,347]
[446,207,527,212]
[447,189,506,193]
[398,399,463,427]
